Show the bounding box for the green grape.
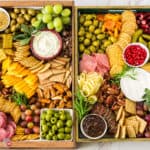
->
[41,7,47,14]
[55,25,63,32]
[42,14,52,23]
[37,13,43,21]
[47,22,54,30]
[32,20,41,28]
[61,8,71,17]
[62,16,71,25]
[53,17,62,28]
[44,5,53,14]
[53,4,63,15]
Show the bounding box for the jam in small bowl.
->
[80,114,107,139]
[123,43,149,67]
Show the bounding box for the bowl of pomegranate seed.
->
[123,43,149,67]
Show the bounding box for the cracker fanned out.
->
[125,99,136,114]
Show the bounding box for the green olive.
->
[51,117,57,124]
[24,14,31,21]
[79,15,85,24]
[79,44,85,52]
[18,14,23,17]
[92,35,96,41]
[14,8,20,14]
[15,24,20,30]
[97,34,105,40]
[52,125,57,132]
[17,17,25,24]
[57,120,64,128]
[109,36,117,43]
[94,29,101,34]
[98,49,105,53]
[84,20,92,26]
[93,40,100,47]
[46,134,52,140]
[86,33,92,39]
[57,133,65,140]
[31,17,36,24]
[89,45,96,52]
[84,49,91,55]
[47,109,54,115]
[54,113,60,118]
[42,125,48,132]
[79,26,85,31]
[28,9,36,16]
[20,8,26,14]
[48,130,54,137]
[93,20,99,27]
[89,25,95,32]
[85,14,93,20]
[78,30,85,36]
[10,12,17,19]
[10,19,16,26]
[84,38,90,46]
[78,37,84,43]
[58,128,65,133]
[103,40,112,48]
[10,25,16,32]
[52,135,58,140]
[65,127,71,133]
[45,114,51,121]
[65,134,71,140]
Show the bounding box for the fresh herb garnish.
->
[143,88,150,106]
[74,90,92,121]
[74,90,92,122]
[111,65,137,86]
[11,91,28,105]
[13,23,46,45]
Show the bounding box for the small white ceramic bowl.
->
[0,8,10,32]
[80,114,107,140]
[123,43,150,67]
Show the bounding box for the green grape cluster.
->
[32,4,71,32]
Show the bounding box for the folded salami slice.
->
[0,128,8,141]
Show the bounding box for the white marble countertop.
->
[76,0,150,150]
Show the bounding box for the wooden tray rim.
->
[0,0,76,148]
[75,5,150,143]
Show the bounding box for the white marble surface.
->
[76,0,150,150]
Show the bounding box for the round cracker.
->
[119,32,131,43]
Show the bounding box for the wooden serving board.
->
[75,6,150,143]
[0,0,76,148]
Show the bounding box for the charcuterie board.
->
[0,0,76,148]
[75,6,150,142]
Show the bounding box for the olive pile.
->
[78,14,117,55]
[6,8,39,33]
[41,109,72,140]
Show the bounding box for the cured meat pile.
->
[0,112,16,141]
[91,103,117,134]
[80,53,110,76]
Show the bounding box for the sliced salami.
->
[0,128,8,141]
[6,124,15,138]
[0,115,6,128]
[0,112,7,121]
[8,121,16,130]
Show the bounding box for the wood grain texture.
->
[0,0,73,7]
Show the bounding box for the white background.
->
[76,0,150,150]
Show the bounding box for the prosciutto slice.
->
[79,53,110,76]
